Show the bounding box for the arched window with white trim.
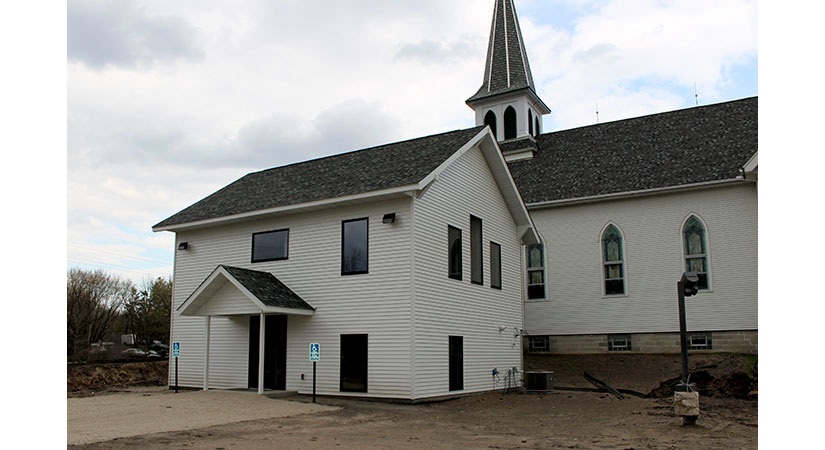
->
[504,106,517,140]
[683,215,710,289]
[601,224,625,295]
[484,110,497,139]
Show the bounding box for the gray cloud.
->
[68,0,202,69]
[75,99,402,171]
[394,38,480,65]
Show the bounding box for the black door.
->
[248,315,287,390]
[449,335,463,391]
[340,334,368,392]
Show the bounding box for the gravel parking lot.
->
[67,387,336,446]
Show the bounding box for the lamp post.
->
[675,272,700,425]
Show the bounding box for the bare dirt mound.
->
[526,353,756,398]
[68,361,168,395]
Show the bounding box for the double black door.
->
[248,315,287,390]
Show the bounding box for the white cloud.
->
[67,0,757,285]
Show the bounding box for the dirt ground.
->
[67,354,757,449]
[70,391,756,449]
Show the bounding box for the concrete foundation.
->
[526,330,757,354]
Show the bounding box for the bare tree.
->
[67,268,133,361]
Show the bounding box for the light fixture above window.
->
[178,242,189,250]
[382,213,396,224]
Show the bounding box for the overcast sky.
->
[66,0,758,284]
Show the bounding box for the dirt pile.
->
[68,361,168,395]
[646,370,756,399]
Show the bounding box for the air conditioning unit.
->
[525,371,554,392]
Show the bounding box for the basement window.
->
[688,332,713,350]
[607,334,631,352]
[529,336,549,353]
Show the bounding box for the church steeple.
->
[467,0,549,143]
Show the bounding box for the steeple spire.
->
[469,0,537,102]
[467,0,549,144]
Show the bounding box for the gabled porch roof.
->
[178,265,315,317]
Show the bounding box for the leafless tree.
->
[67,268,133,361]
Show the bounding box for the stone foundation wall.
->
[526,330,757,355]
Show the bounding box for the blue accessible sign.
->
[172,341,181,358]
[309,343,320,361]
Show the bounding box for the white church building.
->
[154,0,757,401]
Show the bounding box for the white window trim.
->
[524,241,548,302]
[680,213,713,292]
[599,222,629,298]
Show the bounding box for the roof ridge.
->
[536,96,757,137]
[250,126,485,176]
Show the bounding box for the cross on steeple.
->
[467,0,550,144]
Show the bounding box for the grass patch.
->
[744,355,758,377]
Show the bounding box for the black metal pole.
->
[175,356,179,393]
[312,361,317,403]
[677,280,689,386]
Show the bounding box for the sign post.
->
[309,343,320,403]
[172,341,181,394]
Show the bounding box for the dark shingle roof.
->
[221,265,314,311]
[155,127,484,228]
[467,0,536,103]
[507,97,758,204]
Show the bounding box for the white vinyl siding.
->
[170,197,413,397]
[525,183,757,336]
[411,144,524,399]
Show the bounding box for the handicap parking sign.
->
[172,341,180,357]
[309,343,320,361]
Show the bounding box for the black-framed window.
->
[448,226,462,280]
[490,242,501,289]
[251,229,289,263]
[602,224,625,295]
[526,244,545,299]
[342,218,368,275]
[470,215,483,284]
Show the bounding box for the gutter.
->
[526,178,748,210]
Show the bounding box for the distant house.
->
[154,0,757,399]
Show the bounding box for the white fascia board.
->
[422,127,538,244]
[743,151,758,173]
[261,306,315,316]
[177,266,268,316]
[153,184,419,232]
[526,178,746,210]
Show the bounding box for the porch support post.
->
[203,315,211,391]
[258,312,265,394]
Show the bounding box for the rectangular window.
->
[342,218,368,275]
[448,226,462,280]
[608,334,631,352]
[251,229,289,262]
[490,242,501,289]
[688,332,713,350]
[526,244,545,299]
[471,215,483,284]
[529,336,549,352]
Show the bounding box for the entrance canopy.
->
[177,265,315,317]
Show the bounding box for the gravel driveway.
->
[67,387,336,446]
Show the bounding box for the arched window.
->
[535,116,540,135]
[602,224,625,295]
[504,106,517,140]
[525,243,545,299]
[683,216,709,289]
[528,109,534,136]
[484,110,497,139]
